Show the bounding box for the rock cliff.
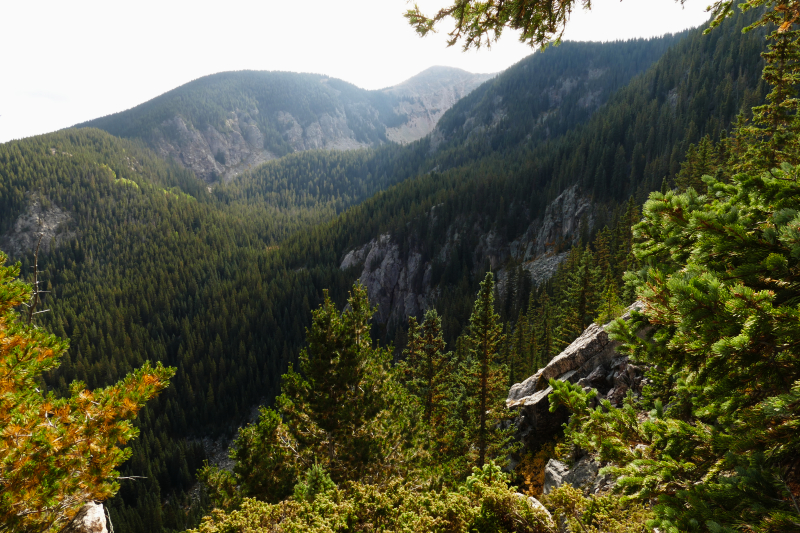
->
[152,112,278,183]
[506,302,647,452]
[382,67,494,144]
[59,502,108,533]
[0,195,74,258]
[340,184,593,325]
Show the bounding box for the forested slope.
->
[213,32,692,219]
[0,130,349,531]
[257,8,766,341]
[76,69,490,183]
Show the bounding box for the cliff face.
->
[152,113,278,183]
[0,196,74,258]
[340,185,593,326]
[382,67,494,145]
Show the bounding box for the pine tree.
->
[0,252,173,532]
[734,11,800,171]
[462,272,515,468]
[552,167,800,531]
[401,309,451,424]
[277,284,394,483]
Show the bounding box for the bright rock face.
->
[340,185,595,326]
[60,502,107,533]
[507,303,647,450]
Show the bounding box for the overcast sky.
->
[0,0,712,144]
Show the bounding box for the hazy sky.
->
[1,0,712,144]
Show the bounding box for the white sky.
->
[0,0,712,144]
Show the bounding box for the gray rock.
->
[153,114,277,183]
[383,66,494,145]
[543,459,569,495]
[514,493,555,524]
[340,234,433,326]
[508,301,646,449]
[543,457,601,496]
[1,195,74,258]
[60,502,107,533]
[507,323,614,407]
[563,456,600,490]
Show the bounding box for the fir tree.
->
[277,284,394,483]
[734,10,800,171]
[401,309,451,424]
[552,167,800,531]
[461,272,515,468]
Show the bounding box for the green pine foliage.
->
[399,309,451,425]
[461,272,516,468]
[547,19,800,524]
[276,284,398,484]
[191,463,554,533]
[0,8,780,532]
[0,252,173,532]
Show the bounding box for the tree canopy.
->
[0,252,173,532]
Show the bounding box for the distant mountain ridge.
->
[76,68,491,183]
[381,66,494,143]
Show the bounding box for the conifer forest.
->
[3,1,800,532]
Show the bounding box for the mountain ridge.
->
[75,67,492,183]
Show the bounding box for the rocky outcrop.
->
[510,184,594,262]
[81,68,492,184]
[382,66,494,144]
[507,302,647,450]
[341,234,433,326]
[513,493,555,526]
[341,185,594,326]
[152,113,277,183]
[276,109,368,153]
[60,502,107,533]
[543,456,614,498]
[1,196,73,258]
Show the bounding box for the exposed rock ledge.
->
[1,196,73,258]
[60,502,108,533]
[507,302,646,450]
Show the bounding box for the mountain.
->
[264,8,765,341]
[0,12,769,532]
[75,68,491,183]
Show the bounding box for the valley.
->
[3,3,798,532]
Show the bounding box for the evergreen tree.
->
[734,10,800,171]
[0,252,173,532]
[461,272,515,468]
[401,309,451,424]
[277,284,394,483]
[552,167,800,531]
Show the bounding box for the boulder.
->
[543,457,601,496]
[507,302,646,450]
[563,456,600,491]
[543,459,569,495]
[514,493,555,526]
[60,502,107,533]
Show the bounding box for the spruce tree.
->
[462,272,515,468]
[552,167,800,531]
[401,309,451,424]
[734,10,800,172]
[277,284,394,483]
